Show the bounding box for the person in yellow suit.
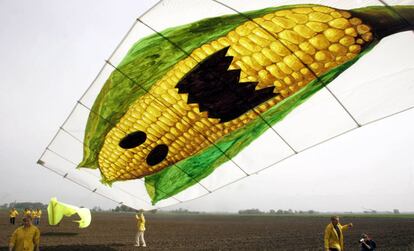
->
[9,208,19,225]
[9,216,40,251]
[23,208,31,218]
[32,209,42,226]
[134,211,147,247]
[324,216,353,251]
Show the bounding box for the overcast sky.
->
[0,0,413,213]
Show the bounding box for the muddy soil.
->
[1,211,414,250]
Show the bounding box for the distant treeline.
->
[0,202,47,210]
[111,204,158,214]
[238,209,319,215]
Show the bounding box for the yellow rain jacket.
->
[9,225,40,251]
[33,210,42,219]
[136,214,146,232]
[24,210,32,217]
[9,209,19,218]
[324,223,351,251]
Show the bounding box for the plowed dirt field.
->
[1,211,414,250]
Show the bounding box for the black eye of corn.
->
[119,131,147,149]
[146,144,169,166]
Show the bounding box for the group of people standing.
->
[6,209,147,251]
[324,216,376,251]
[9,208,42,226]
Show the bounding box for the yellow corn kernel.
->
[345,27,358,37]
[329,18,350,29]
[279,30,305,44]
[325,62,337,68]
[294,50,314,65]
[339,36,355,46]
[309,12,333,23]
[349,17,362,25]
[252,27,273,40]
[293,25,316,39]
[283,76,295,85]
[235,25,251,36]
[234,60,256,76]
[263,13,274,20]
[362,32,373,42]
[242,56,262,72]
[283,54,304,71]
[286,13,308,24]
[300,67,312,77]
[329,43,347,56]
[309,34,330,50]
[210,40,224,51]
[310,62,325,74]
[232,44,252,56]
[217,37,231,47]
[159,116,175,127]
[356,38,364,44]
[152,123,166,135]
[357,24,371,34]
[113,129,124,139]
[201,44,216,56]
[292,72,303,81]
[257,70,275,87]
[272,17,296,29]
[252,52,272,66]
[306,21,329,32]
[324,28,345,42]
[262,47,282,62]
[330,11,342,19]
[248,33,271,47]
[349,44,361,54]
[261,20,283,33]
[339,11,351,18]
[315,50,334,62]
[282,41,299,52]
[147,105,161,118]
[312,6,333,13]
[266,64,286,79]
[245,21,256,30]
[277,62,293,74]
[193,47,208,61]
[274,80,284,88]
[270,41,290,56]
[280,89,289,97]
[299,41,316,55]
[227,30,240,43]
[275,10,293,17]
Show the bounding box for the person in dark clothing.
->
[360,233,376,251]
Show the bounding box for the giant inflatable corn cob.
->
[81,4,414,201]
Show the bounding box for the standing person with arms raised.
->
[8,216,40,251]
[324,216,353,251]
[134,211,147,247]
